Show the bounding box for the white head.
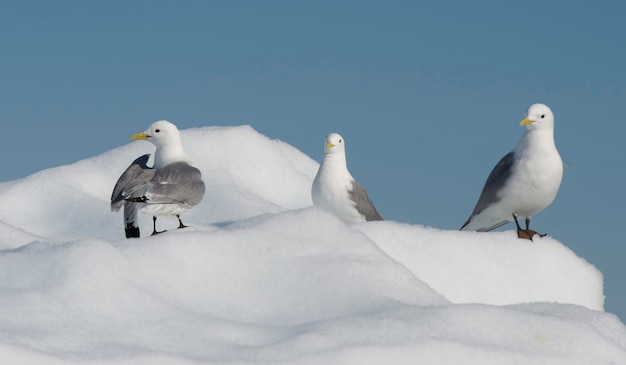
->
[324,133,346,155]
[131,120,191,168]
[131,120,182,148]
[520,103,555,131]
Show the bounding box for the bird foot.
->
[151,229,167,236]
[516,229,547,241]
[176,215,187,229]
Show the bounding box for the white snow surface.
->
[0,125,624,365]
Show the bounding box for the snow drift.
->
[0,125,623,364]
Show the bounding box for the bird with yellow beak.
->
[111,120,205,238]
[461,103,563,240]
[312,132,383,223]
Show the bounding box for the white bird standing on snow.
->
[312,133,383,223]
[111,120,205,238]
[461,103,563,240]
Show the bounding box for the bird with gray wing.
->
[111,120,205,238]
[312,133,383,223]
[460,103,563,240]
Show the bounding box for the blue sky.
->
[2,1,625,320]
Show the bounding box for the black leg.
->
[525,217,547,239]
[151,216,166,235]
[513,214,533,241]
[177,215,187,229]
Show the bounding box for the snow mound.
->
[357,222,604,310]
[0,125,623,364]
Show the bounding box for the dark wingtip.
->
[133,154,152,167]
[125,224,140,239]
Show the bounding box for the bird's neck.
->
[322,153,348,169]
[515,129,556,157]
[154,143,192,169]
[320,153,354,182]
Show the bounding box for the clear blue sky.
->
[2,1,625,320]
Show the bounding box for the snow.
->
[0,125,624,364]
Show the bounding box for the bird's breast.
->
[499,153,563,217]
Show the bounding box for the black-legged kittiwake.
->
[460,103,563,240]
[311,133,383,223]
[111,120,205,238]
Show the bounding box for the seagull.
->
[460,103,563,240]
[311,133,383,223]
[111,120,205,238]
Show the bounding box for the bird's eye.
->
[540,114,545,119]
[339,139,342,143]
[155,129,160,133]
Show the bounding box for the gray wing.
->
[349,180,383,221]
[461,151,516,230]
[110,154,156,238]
[110,154,155,211]
[144,162,205,206]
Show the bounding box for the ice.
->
[0,125,623,364]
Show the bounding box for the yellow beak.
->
[520,118,533,126]
[130,132,149,140]
[326,142,335,149]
